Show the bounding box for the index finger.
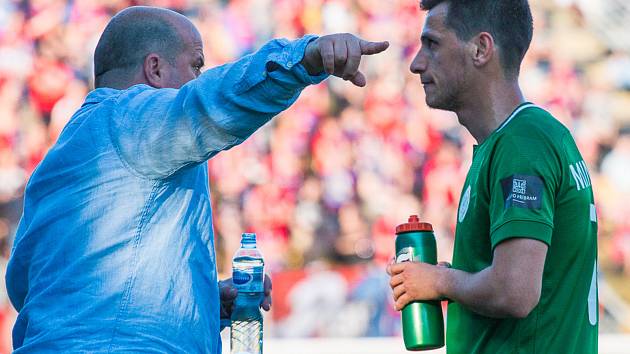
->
[219,280,238,299]
[387,262,406,275]
[359,40,389,55]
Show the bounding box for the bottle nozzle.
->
[395,215,433,234]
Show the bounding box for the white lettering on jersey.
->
[588,261,598,326]
[580,161,592,186]
[569,160,592,191]
[590,203,597,223]
[458,185,471,223]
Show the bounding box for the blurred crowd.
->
[1,0,629,346]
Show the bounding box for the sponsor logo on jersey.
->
[512,178,527,194]
[501,174,543,209]
[569,160,592,191]
[458,185,471,223]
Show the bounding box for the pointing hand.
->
[301,33,389,87]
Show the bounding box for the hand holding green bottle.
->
[387,215,445,351]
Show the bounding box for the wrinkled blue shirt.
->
[6,35,326,353]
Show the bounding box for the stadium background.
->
[0,0,629,352]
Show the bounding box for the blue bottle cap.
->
[241,233,257,244]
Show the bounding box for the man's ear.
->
[469,32,495,68]
[143,53,165,88]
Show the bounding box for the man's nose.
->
[409,48,427,74]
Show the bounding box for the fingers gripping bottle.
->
[395,215,444,350]
[231,233,264,354]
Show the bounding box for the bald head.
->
[94,6,198,88]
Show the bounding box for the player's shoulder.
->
[508,104,569,136]
[499,103,570,143]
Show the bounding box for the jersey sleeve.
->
[488,127,563,249]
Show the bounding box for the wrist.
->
[435,265,452,300]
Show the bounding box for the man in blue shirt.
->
[6,6,388,353]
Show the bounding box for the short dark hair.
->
[421,0,533,77]
[94,7,185,83]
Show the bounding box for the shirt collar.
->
[82,84,152,106]
[82,87,121,106]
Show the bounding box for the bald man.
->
[6,6,388,353]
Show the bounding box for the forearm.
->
[439,266,535,319]
[173,35,327,142]
[202,35,327,138]
[112,36,328,178]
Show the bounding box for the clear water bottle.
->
[230,233,264,354]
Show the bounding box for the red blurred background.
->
[1,0,629,351]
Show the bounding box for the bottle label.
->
[233,271,253,285]
[396,247,416,263]
[232,267,264,293]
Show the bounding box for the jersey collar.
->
[496,102,537,132]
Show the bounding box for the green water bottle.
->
[395,215,444,351]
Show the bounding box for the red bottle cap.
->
[395,215,433,234]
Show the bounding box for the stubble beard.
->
[424,84,461,112]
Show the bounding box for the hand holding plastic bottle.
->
[219,274,272,320]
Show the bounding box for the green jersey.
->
[446,103,598,353]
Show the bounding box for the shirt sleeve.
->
[488,130,562,249]
[109,35,328,179]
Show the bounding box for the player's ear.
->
[469,32,495,68]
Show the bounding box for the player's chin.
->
[425,91,458,112]
[425,95,448,111]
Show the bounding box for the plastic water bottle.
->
[231,233,264,354]
[395,215,444,350]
